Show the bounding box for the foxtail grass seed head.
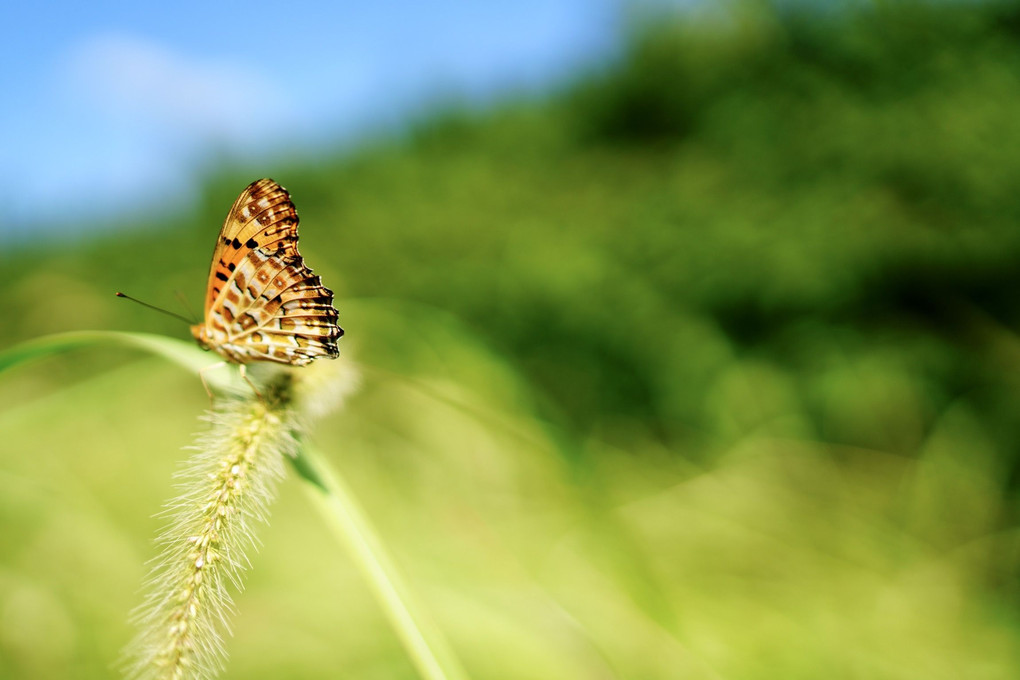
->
[125,363,355,680]
[290,356,361,422]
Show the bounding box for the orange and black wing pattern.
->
[191,179,342,365]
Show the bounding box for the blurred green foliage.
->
[3,1,1020,678]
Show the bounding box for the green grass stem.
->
[291,444,469,680]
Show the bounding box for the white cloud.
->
[4,33,313,233]
[62,33,299,146]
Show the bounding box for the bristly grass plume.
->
[0,331,463,680]
[124,366,345,680]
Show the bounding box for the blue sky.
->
[2,1,637,240]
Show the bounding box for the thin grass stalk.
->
[291,444,469,680]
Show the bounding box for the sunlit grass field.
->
[3,3,1020,678]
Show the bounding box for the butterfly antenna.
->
[174,289,200,325]
[116,292,194,325]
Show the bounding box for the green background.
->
[2,3,1020,678]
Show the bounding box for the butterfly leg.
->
[238,364,264,401]
[198,361,227,402]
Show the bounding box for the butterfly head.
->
[191,324,211,351]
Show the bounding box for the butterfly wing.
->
[203,178,301,316]
[198,178,342,365]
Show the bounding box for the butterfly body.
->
[190,179,342,366]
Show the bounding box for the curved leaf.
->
[0,330,239,391]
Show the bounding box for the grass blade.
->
[291,444,469,680]
[0,330,237,391]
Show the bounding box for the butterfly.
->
[190,178,343,371]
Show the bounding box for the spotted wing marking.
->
[193,178,342,365]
